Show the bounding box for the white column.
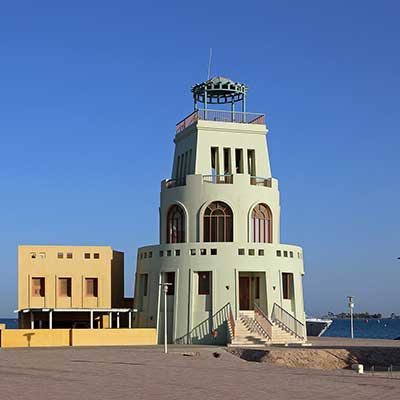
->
[128,311,132,328]
[117,312,120,329]
[30,311,34,329]
[109,312,112,329]
[49,310,53,329]
[90,310,94,329]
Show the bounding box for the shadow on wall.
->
[175,304,231,345]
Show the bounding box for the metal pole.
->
[348,296,354,339]
[90,310,94,329]
[164,285,168,354]
[109,312,112,329]
[128,311,132,329]
[117,312,120,329]
[49,310,53,329]
[30,311,34,329]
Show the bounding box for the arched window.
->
[251,203,272,243]
[204,201,233,242]
[166,205,185,243]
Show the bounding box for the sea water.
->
[323,318,400,339]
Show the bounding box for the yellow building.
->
[18,245,133,329]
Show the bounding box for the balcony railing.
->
[203,174,233,184]
[250,176,272,187]
[176,109,265,133]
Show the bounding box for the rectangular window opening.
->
[238,248,245,255]
[84,253,90,259]
[210,248,217,255]
[223,148,232,175]
[282,272,294,300]
[283,251,288,257]
[165,272,175,296]
[235,149,243,173]
[66,252,73,259]
[175,249,180,256]
[276,250,282,257]
[167,250,172,257]
[211,147,220,176]
[59,278,71,297]
[30,252,36,259]
[149,251,153,258]
[249,249,255,256]
[247,149,256,176]
[159,251,164,257]
[86,278,98,297]
[200,249,206,256]
[258,249,264,256]
[198,271,211,295]
[94,253,100,259]
[289,251,293,258]
[32,277,45,297]
[57,252,64,259]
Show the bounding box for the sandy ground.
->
[0,345,399,400]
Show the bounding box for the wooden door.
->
[239,277,250,310]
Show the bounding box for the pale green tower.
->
[134,77,306,345]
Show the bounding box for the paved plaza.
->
[0,345,399,400]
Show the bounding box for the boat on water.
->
[306,318,333,337]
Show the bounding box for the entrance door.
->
[239,277,250,310]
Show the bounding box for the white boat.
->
[306,318,333,337]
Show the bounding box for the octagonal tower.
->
[134,77,306,345]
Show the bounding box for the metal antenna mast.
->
[207,48,212,80]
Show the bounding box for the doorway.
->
[238,272,266,312]
[239,277,250,310]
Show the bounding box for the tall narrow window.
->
[188,149,192,175]
[176,155,181,179]
[247,149,256,176]
[183,151,188,177]
[251,203,272,243]
[282,273,294,300]
[179,153,185,180]
[59,278,72,297]
[165,272,175,295]
[86,278,98,297]
[223,148,231,175]
[211,147,219,176]
[140,274,148,297]
[235,149,243,173]
[166,204,185,243]
[204,201,233,242]
[32,277,45,297]
[198,271,211,295]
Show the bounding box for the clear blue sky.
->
[1,1,399,317]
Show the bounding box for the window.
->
[160,250,164,257]
[284,251,288,257]
[210,248,217,255]
[190,249,196,256]
[258,249,264,256]
[235,149,243,173]
[57,252,63,259]
[238,248,245,255]
[198,271,211,295]
[84,253,90,259]
[94,253,100,259]
[251,203,272,243]
[255,277,260,299]
[204,201,233,242]
[277,250,282,257]
[165,272,175,295]
[144,252,147,259]
[282,273,294,300]
[167,250,172,257]
[66,252,73,259]
[223,148,232,175]
[211,147,220,176]
[140,274,148,297]
[32,277,45,297]
[290,251,293,258]
[200,249,207,255]
[175,249,180,256]
[166,204,185,243]
[59,278,71,297]
[39,252,46,259]
[86,278,98,297]
[149,251,153,258]
[248,249,255,256]
[140,253,143,259]
[30,252,36,259]
[247,149,256,176]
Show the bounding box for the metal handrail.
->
[250,176,272,187]
[176,109,265,133]
[253,303,273,340]
[271,303,305,340]
[174,303,233,344]
[203,174,233,184]
[165,177,186,188]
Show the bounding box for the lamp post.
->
[160,282,172,354]
[347,296,354,339]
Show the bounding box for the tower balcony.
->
[162,174,277,191]
[176,109,265,134]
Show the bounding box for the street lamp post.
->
[160,282,172,354]
[347,296,354,339]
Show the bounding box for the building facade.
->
[134,77,306,344]
[18,245,132,329]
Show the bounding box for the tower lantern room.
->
[192,76,248,113]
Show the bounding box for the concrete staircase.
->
[229,311,304,347]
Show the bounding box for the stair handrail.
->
[174,303,233,344]
[254,303,273,340]
[228,303,235,340]
[271,302,305,340]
